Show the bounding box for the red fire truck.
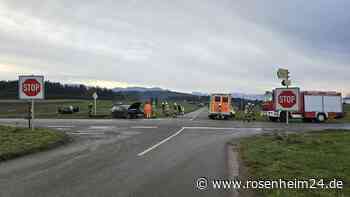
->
[263,90,344,122]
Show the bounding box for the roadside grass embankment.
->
[0,125,69,161]
[0,100,113,119]
[0,100,201,119]
[238,130,350,196]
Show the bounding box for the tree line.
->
[0,80,114,100]
[0,80,205,102]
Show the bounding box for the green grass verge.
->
[0,100,201,119]
[238,130,350,196]
[0,100,114,119]
[0,125,69,161]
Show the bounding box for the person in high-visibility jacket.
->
[244,103,255,122]
[172,102,178,117]
[161,102,165,113]
[144,101,152,119]
[88,103,93,117]
[164,102,170,117]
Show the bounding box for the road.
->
[0,108,349,197]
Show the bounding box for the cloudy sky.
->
[0,0,349,94]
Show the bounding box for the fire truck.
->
[263,90,344,122]
[208,94,235,120]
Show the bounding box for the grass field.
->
[0,125,68,161]
[238,130,350,196]
[0,100,200,119]
[0,100,113,119]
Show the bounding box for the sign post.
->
[277,68,293,124]
[19,75,45,130]
[31,100,35,130]
[92,92,98,116]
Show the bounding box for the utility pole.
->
[31,99,35,131]
[278,68,291,125]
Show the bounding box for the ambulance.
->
[208,94,235,120]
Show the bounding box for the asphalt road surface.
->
[0,108,349,197]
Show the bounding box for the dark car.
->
[57,106,80,114]
[111,102,144,119]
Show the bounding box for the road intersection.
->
[0,108,349,197]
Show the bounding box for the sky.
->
[0,0,349,95]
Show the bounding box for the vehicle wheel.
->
[279,111,287,122]
[316,113,326,123]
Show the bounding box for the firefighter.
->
[244,103,255,122]
[88,102,93,117]
[177,104,182,115]
[251,104,256,121]
[161,102,165,113]
[173,102,178,117]
[152,99,157,118]
[69,105,74,112]
[164,102,170,117]
[144,101,152,119]
[244,103,251,122]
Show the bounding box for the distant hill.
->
[1,80,264,102]
[192,92,209,96]
[0,80,114,100]
[191,92,264,101]
[113,89,206,102]
[231,93,264,101]
[113,87,165,92]
[0,81,207,102]
[112,87,209,102]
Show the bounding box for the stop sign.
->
[22,79,41,96]
[19,75,45,100]
[278,91,297,108]
[275,88,300,111]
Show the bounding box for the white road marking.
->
[71,132,104,135]
[55,128,67,131]
[89,126,115,130]
[183,127,263,131]
[47,125,74,128]
[137,127,185,156]
[131,126,158,129]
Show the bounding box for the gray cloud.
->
[0,0,349,94]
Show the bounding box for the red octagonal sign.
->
[278,91,297,108]
[22,79,41,97]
